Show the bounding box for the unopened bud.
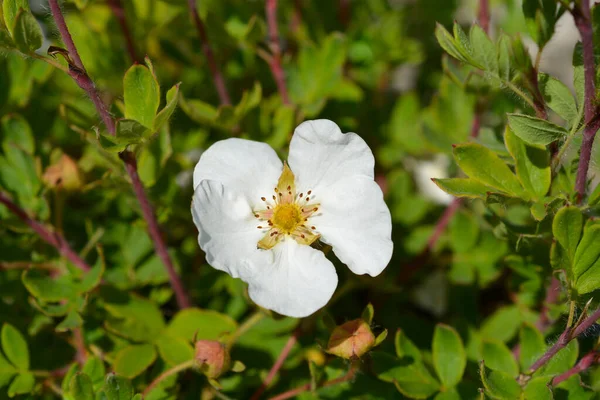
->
[194,340,230,379]
[43,154,82,191]
[326,319,375,359]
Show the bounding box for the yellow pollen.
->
[271,204,302,233]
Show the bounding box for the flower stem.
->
[268,363,357,400]
[552,349,600,386]
[142,359,195,397]
[478,0,490,34]
[107,0,140,63]
[266,0,291,105]
[0,191,91,272]
[226,311,265,348]
[250,328,300,400]
[572,0,600,202]
[187,0,231,105]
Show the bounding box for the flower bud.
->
[43,154,82,191]
[326,319,375,359]
[194,340,230,379]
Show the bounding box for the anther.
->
[301,234,305,238]
[287,185,291,190]
[313,207,318,211]
[254,214,259,218]
[273,195,276,200]
[261,197,266,201]
[288,191,292,195]
[307,190,312,195]
[274,188,278,192]
[257,226,263,229]
[311,226,316,229]
[306,197,310,201]
[299,193,303,198]
[278,193,283,197]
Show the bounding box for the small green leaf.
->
[7,372,34,397]
[56,310,83,332]
[553,206,583,262]
[433,178,494,199]
[123,64,160,129]
[103,373,134,400]
[81,357,105,388]
[395,329,422,360]
[469,24,498,74]
[1,323,29,370]
[504,126,550,199]
[481,339,519,376]
[434,388,462,400]
[435,23,467,62]
[523,376,552,400]
[113,344,157,379]
[361,303,374,325]
[230,360,245,373]
[538,340,578,377]
[70,373,94,400]
[153,83,180,131]
[12,9,42,53]
[371,352,440,399]
[496,34,511,81]
[449,211,479,252]
[0,350,17,388]
[1,114,34,154]
[453,143,524,197]
[2,0,29,37]
[572,225,600,294]
[539,73,578,123]
[167,308,237,342]
[480,363,522,399]
[155,335,194,365]
[520,323,546,372]
[432,324,466,388]
[22,269,77,302]
[480,306,521,342]
[507,114,568,145]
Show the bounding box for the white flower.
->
[191,120,393,318]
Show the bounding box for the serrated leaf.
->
[481,339,519,376]
[497,34,511,81]
[1,324,29,370]
[435,23,467,62]
[453,143,524,197]
[70,373,94,400]
[124,64,160,129]
[572,225,600,294]
[504,126,550,199]
[7,372,34,397]
[2,0,29,37]
[553,206,583,262]
[470,24,498,73]
[113,344,157,379]
[507,114,568,145]
[13,9,42,53]
[433,178,494,199]
[539,73,578,124]
[432,324,466,388]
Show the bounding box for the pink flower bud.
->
[326,319,375,359]
[194,340,230,379]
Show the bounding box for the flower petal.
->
[193,138,283,206]
[192,180,271,280]
[312,176,393,277]
[247,238,338,318]
[288,120,374,190]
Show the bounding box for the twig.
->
[120,151,191,309]
[142,359,195,396]
[250,329,300,400]
[268,364,357,400]
[73,327,87,364]
[552,349,599,386]
[187,0,231,105]
[48,0,192,309]
[265,0,291,105]
[0,191,91,272]
[478,0,490,34]
[528,307,600,374]
[107,0,140,63]
[572,1,600,202]
[426,198,463,251]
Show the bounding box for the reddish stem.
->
[478,0,490,34]
[269,364,356,400]
[250,330,299,400]
[426,198,462,251]
[552,350,599,386]
[120,151,191,309]
[266,0,291,105]
[0,191,91,272]
[107,0,140,63]
[573,1,599,202]
[187,0,231,105]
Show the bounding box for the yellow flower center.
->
[253,163,321,250]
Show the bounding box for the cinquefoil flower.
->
[191,120,393,318]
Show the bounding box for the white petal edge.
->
[192,179,271,280]
[247,238,338,318]
[311,176,393,277]
[193,138,283,207]
[288,120,375,191]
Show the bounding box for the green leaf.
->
[0,350,17,388]
[123,64,160,129]
[371,352,440,399]
[538,340,578,377]
[7,372,34,397]
[81,357,105,389]
[2,0,29,37]
[70,373,94,400]
[22,269,77,302]
[572,225,600,294]
[155,335,194,365]
[434,388,462,400]
[1,324,29,370]
[480,364,522,399]
[433,178,494,199]
[496,34,511,81]
[449,211,479,252]
[453,143,524,197]
[481,339,519,376]
[166,308,237,342]
[435,23,467,62]
[480,306,521,342]
[1,114,34,153]
[519,323,546,372]
[539,73,578,123]
[99,120,147,152]
[507,114,568,145]
[504,126,550,199]
[523,376,552,400]
[153,83,180,131]
[395,329,422,360]
[553,206,583,262]
[103,292,165,342]
[103,373,134,400]
[12,9,42,53]
[469,24,498,74]
[56,310,84,332]
[361,303,375,325]
[432,324,466,388]
[78,259,105,294]
[113,344,157,379]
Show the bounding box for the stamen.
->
[306,197,310,201]
[299,193,303,198]
[307,190,312,195]
[313,207,318,211]
[311,226,316,229]
[254,214,259,218]
[272,195,276,200]
[301,234,305,238]
[261,197,266,201]
[274,188,278,192]
[287,185,291,190]
[257,226,263,229]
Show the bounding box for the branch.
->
[268,364,357,400]
[0,191,91,272]
[250,329,299,400]
[187,0,231,105]
[120,151,191,309]
[107,0,140,63]
[49,0,191,309]
[266,0,291,105]
[529,307,600,374]
[573,0,600,202]
[552,349,600,386]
